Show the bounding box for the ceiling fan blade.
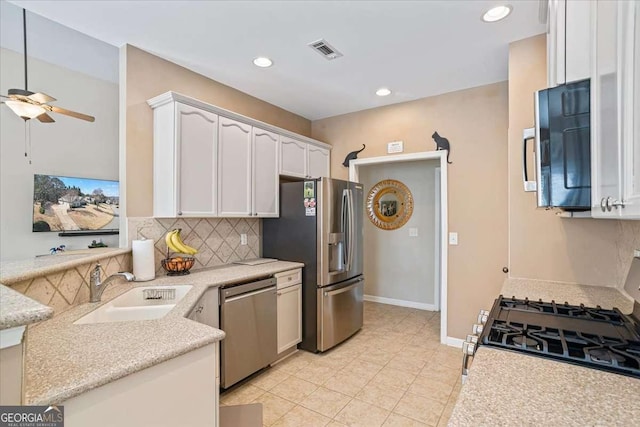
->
[29,92,56,103]
[37,113,55,123]
[48,105,95,122]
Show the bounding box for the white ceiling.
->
[8,0,546,120]
[0,1,118,83]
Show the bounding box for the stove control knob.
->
[462,341,476,356]
[466,334,479,344]
[472,323,484,335]
[477,310,490,324]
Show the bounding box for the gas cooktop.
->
[479,296,640,378]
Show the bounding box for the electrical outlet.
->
[240,234,248,245]
[634,249,640,259]
[409,227,418,237]
[449,232,458,245]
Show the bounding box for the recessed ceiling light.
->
[482,5,513,22]
[253,57,273,68]
[376,88,392,97]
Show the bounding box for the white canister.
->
[132,239,155,281]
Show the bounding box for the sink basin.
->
[74,285,193,325]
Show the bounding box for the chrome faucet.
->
[89,263,135,303]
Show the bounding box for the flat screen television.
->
[32,174,120,232]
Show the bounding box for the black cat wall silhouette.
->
[342,144,366,167]
[432,131,452,164]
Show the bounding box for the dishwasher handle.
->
[223,285,276,303]
[220,277,277,302]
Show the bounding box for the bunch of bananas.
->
[165,229,198,255]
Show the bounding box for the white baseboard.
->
[445,337,464,348]
[364,294,438,311]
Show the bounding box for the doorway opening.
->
[350,151,449,344]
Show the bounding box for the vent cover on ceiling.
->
[308,39,343,60]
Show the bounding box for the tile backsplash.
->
[127,217,261,275]
[8,253,132,316]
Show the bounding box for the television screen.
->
[32,174,120,232]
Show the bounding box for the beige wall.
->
[312,82,510,339]
[508,35,640,289]
[125,45,312,217]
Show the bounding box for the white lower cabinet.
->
[275,269,302,354]
[62,343,219,427]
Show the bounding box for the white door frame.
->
[349,151,449,345]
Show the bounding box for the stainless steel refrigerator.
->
[263,178,364,352]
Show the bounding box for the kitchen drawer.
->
[275,268,302,289]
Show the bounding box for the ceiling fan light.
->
[5,100,45,119]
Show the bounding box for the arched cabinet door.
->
[252,128,279,217]
[217,117,252,217]
[308,146,330,178]
[280,137,308,178]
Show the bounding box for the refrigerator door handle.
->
[342,189,349,271]
[347,189,355,273]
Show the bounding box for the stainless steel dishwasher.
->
[220,277,277,389]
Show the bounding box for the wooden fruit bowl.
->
[161,257,195,276]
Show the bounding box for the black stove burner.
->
[587,348,627,365]
[510,303,543,312]
[512,336,541,350]
[479,296,640,378]
[500,297,626,323]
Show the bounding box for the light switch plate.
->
[387,140,404,154]
[449,232,458,245]
[409,227,418,237]
[240,234,248,245]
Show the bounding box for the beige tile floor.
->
[220,302,462,427]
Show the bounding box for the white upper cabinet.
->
[252,128,279,217]
[153,102,218,217]
[621,1,640,217]
[280,137,308,178]
[217,117,252,216]
[591,0,640,219]
[307,145,330,179]
[280,137,331,179]
[548,0,591,86]
[148,92,330,218]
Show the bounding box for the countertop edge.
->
[28,326,225,405]
[0,285,54,330]
[24,261,304,405]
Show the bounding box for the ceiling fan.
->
[0,9,95,123]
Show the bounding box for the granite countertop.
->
[0,285,54,330]
[501,277,634,313]
[25,260,304,405]
[449,347,640,426]
[0,248,131,285]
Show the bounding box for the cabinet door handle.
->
[610,198,625,210]
[277,292,282,296]
[178,211,183,216]
[600,198,607,213]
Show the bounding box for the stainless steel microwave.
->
[523,79,591,210]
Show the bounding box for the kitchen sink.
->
[74,285,193,325]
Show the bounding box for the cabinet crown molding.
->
[147,91,331,150]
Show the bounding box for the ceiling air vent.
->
[308,39,343,60]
